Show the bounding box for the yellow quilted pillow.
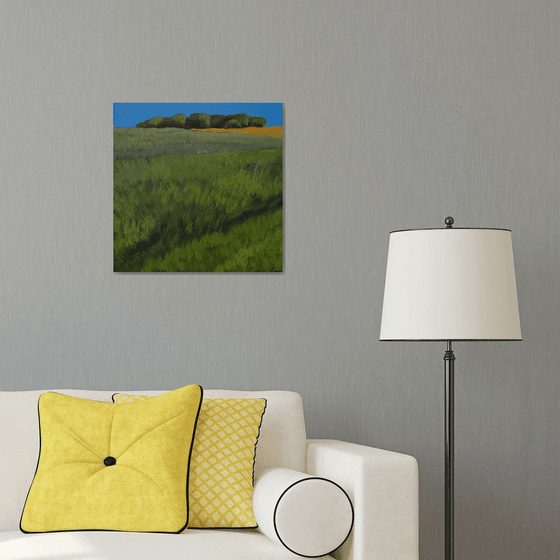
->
[113,394,266,529]
[20,384,203,533]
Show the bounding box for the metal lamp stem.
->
[444,340,455,560]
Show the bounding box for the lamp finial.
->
[445,216,454,228]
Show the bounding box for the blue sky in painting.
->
[113,103,283,128]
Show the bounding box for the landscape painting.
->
[113,103,283,272]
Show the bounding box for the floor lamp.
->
[379,217,522,560]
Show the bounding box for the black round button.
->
[103,456,116,466]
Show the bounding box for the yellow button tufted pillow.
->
[20,384,203,533]
[113,394,266,529]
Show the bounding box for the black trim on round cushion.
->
[272,476,354,558]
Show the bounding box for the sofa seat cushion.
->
[0,530,331,560]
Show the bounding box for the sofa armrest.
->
[306,439,418,560]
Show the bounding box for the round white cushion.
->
[253,468,353,558]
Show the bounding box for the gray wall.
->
[1,1,558,558]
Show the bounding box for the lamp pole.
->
[444,340,455,560]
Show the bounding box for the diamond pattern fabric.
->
[114,394,266,528]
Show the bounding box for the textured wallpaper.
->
[0,1,558,558]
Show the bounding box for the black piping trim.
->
[272,476,354,558]
[252,398,267,488]
[380,339,522,342]
[389,227,512,233]
[111,393,268,531]
[20,386,204,535]
[187,525,259,530]
[185,385,204,532]
[19,392,46,534]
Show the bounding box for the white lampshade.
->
[380,227,522,341]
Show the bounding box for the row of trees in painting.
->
[135,112,268,130]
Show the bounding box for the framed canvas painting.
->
[113,103,283,272]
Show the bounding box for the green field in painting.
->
[114,127,282,159]
[113,128,283,272]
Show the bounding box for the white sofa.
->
[0,389,418,560]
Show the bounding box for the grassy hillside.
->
[113,128,283,272]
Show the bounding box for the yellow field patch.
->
[192,126,283,138]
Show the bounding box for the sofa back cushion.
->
[0,389,306,532]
